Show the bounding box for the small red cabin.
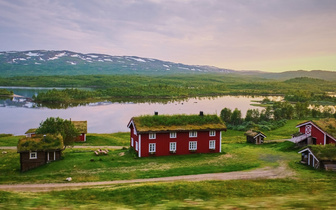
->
[127,112,227,158]
[72,121,87,142]
[291,118,336,146]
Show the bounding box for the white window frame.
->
[209,140,216,149]
[136,141,139,151]
[209,130,216,137]
[149,143,156,152]
[30,152,37,159]
[189,141,197,150]
[170,132,177,138]
[170,142,176,151]
[131,138,134,147]
[149,133,156,139]
[189,131,197,138]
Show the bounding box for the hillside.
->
[0,50,234,76]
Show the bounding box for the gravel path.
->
[0,162,294,192]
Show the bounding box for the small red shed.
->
[72,121,87,142]
[127,112,227,158]
[291,118,336,146]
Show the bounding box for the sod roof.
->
[72,121,87,134]
[307,144,336,161]
[245,130,266,138]
[25,128,37,134]
[17,134,64,152]
[298,118,336,139]
[131,114,226,133]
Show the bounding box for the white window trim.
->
[209,140,216,149]
[149,133,156,139]
[131,138,134,147]
[209,130,216,137]
[189,131,197,138]
[170,142,177,151]
[189,141,197,150]
[170,132,177,138]
[136,141,139,151]
[149,143,156,152]
[30,152,37,159]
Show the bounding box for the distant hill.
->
[0,50,335,81]
[0,50,234,77]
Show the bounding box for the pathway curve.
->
[0,162,294,192]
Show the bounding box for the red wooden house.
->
[290,118,336,146]
[127,112,226,158]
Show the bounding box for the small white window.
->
[209,140,216,149]
[189,141,197,150]
[170,142,176,151]
[133,127,136,135]
[189,131,197,138]
[149,133,156,139]
[170,132,177,138]
[136,141,139,151]
[30,152,37,159]
[209,130,216,137]
[149,143,156,152]
[131,138,134,147]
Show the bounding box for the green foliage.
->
[0,88,13,96]
[36,117,79,147]
[17,134,64,152]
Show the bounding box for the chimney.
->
[199,111,204,116]
[154,111,158,116]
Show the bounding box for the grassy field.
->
[0,135,23,146]
[1,142,336,209]
[74,132,129,146]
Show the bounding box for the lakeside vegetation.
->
[1,75,336,106]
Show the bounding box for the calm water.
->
[0,87,273,135]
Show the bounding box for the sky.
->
[0,0,335,72]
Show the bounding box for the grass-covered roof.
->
[245,130,266,138]
[17,134,64,152]
[308,144,336,161]
[132,114,226,133]
[72,121,87,134]
[25,128,37,134]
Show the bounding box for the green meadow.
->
[1,119,336,209]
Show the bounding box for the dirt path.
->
[0,162,294,192]
[0,146,124,150]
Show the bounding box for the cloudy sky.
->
[0,0,335,72]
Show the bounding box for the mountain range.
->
[0,50,335,80]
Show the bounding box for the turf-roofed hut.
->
[290,118,336,147]
[299,144,336,170]
[127,112,227,157]
[17,134,64,172]
[72,121,87,142]
[245,130,266,144]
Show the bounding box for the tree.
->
[36,117,79,148]
[231,108,242,125]
[220,108,232,123]
[245,109,253,122]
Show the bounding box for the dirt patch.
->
[0,161,295,192]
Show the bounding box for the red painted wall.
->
[137,130,221,157]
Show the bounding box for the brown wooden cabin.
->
[245,130,266,144]
[17,134,64,172]
[298,145,336,171]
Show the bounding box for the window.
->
[136,141,139,151]
[133,127,136,135]
[189,131,197,138]
[149,133,156,139]
[170,132,177,138]
[170,142,176,151]
[131,138,134,147]
[30,152,37,159]
[209,130,216,136]
[189,141,197,150]
[209,140,216,149]
[305,125,312,135]
[149,143,156,152]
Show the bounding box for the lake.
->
[0,87,274,135]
